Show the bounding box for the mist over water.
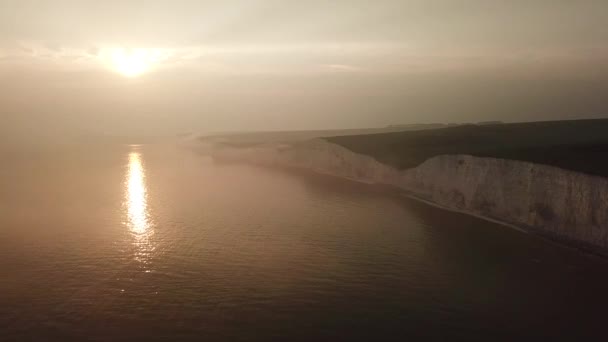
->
[1,142,608,341]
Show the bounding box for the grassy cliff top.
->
[199,125,450,147]
[325,119,608,177]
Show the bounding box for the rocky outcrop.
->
[198,138,608,253]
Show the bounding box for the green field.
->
[326,119,608,177]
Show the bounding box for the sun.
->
[102,48,167,77]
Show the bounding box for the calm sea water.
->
[1,143,608,341]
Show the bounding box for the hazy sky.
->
[1,0,607,138]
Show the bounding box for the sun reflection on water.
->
[124,149,154,267]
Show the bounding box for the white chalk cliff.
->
[199,138,608,253]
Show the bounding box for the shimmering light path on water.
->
[125,149,154,268]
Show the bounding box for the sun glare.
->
[103,48,168,77]
[126,151,149,233]
[124,149,155,268]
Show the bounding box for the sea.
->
[1,142,607,341]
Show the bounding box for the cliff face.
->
[199,138,608,252]
[199,139,400,184]
[398,155,608,250]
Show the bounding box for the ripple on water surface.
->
[1,144,608,341]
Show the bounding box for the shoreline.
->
[197,137,608,259]
[216,156,608,260]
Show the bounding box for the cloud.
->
[1,39,607,79]
[323,64,364,72]
[0,41,396,74]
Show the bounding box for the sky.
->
[1,0,607,139]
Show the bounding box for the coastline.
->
[195,137,608,257]
[253,159,608,259]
